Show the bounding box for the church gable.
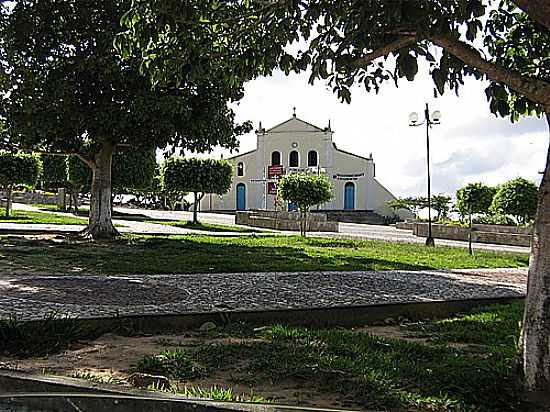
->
[266,116,324,133]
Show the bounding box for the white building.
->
[201,113,405,219]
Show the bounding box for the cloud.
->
[444,115,548,140]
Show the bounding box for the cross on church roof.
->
[292,106,296,117]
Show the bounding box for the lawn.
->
[0,234,529,274]
[0,210,86,225]
[1,303,531,411]
[144,219,265,233]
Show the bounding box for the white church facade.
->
[201,113,403,218]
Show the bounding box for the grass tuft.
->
[0,314,102,357]
[180,385,265,403]
[134,349,205,380]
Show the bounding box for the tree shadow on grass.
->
[0,216,29,222]
[0,235,529,279]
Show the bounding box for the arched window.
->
[271,151,281,166]
[307,150,318,167]
[237,162,244,177]
[289,151,299,167]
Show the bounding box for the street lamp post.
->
[409,103,441,247]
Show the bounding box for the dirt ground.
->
[0,325,418,410]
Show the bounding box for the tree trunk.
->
[193,192,199,224]
[72,190,79,213]
[522,113,550,400]
[5,186,12,217]
[87,142,118,240]
[468,210,473,256]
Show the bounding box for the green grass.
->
[179,385,265,403]
[0,235,528,274]
[31,203,58,210]
[135,303,527,411]
[0,210,86,225]
[407,301,524,357]
[143,219,265,233]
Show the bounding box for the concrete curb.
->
[20,296,525,334]
[0,371,362,412]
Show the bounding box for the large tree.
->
[122,0,550,399]
[0,0,297,239]
[296,0,550,399]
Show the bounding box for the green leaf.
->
[397,53,418,81]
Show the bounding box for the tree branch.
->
[425,32,550,112]
[353,36,416,67]
[510,0,550,29]
[353,30,550,111]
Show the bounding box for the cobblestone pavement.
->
[0,268,526,321]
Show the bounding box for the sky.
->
[208,67,547,199]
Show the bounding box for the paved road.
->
[0,268,526,321]
[2,204,530,253]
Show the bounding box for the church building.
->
[201,112,402,219]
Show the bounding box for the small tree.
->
[41,155,69,192]
[491,178,538,225]
[162,158,233,223]
[386,196,427,220]
[67,155,92,212]
[0,152,41,216]
[67,149,157,212]
[386,198,413,218]
[277,173,332,236]
[431,195,452,221]
[456,183,496,220]
[455,183,497,255]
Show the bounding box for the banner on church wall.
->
[332,172,365,180]
[267,165,284,179]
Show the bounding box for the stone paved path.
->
[0,269,526,321]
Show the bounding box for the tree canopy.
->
[455,183,496,217]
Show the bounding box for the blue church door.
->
[344,182,355,210]
[236,183,246,211]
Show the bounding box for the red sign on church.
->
[267,165,284,179]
